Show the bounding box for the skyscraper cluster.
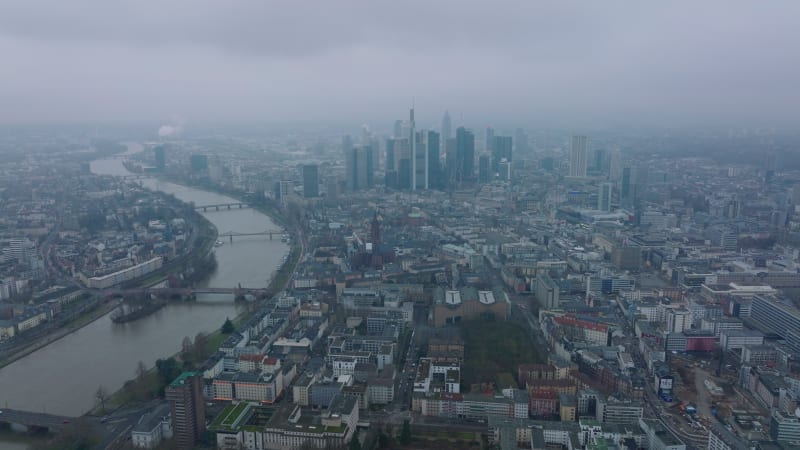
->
[347,108,521,191]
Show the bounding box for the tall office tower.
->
[326,179,338,202]
[609,149,622,180]
[478,154,491,183]
[398,158,412,189]
[366,135,380,172]
[592,148,606,173]
[190,154,208,173]
[345,146,373,191]
[515,128,529,156]
[620,166,647,208]
[278,180,292,205]
[492,136,513,173]
[633,167,648,204]
[765,152,778,183]
[342,134,354,154]
[393,120,403,138]
[485,126,495,153]
[409,108,426,190]
[154,146,166,171]
[166,372,206,449]
[388,137,411,188]
[385,139,395,172]
[445,138,457,184]
[358,146,372,189]
[498,161,511,181]
[426,130,441,189]
[598,182,612,212]
[345,146,357,191]
[302,164,319,198]
[620,166,633,205]
[441,110,452,141]
[414,131,427,190]
[569,135,589,178]
[456,127,475,182]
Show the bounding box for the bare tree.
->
[193,332,209,361]
[136,360,147,381]
[181,336,193,353]
[95,385,109,413]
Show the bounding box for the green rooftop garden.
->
[210,402,251,431]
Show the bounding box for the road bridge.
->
[218,229,285,241]
[0,409,76,432]
[99,286,270,297]
[195,202,249,212]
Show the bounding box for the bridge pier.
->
[229,234,233,243]
[202,206,208,212]
[227,204,232,210]
[239,204,244,209]
[215,206,220,211]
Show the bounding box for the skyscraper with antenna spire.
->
[410,107,416,190]
[409,106,429,190]
[441,110,452,140]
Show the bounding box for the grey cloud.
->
[0,1,798,127]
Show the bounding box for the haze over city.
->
[5,2,800,450]
[0,1,799,128]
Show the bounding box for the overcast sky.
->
[1,1,798,130]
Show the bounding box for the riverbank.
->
[87,178,304,418]
[157,177,302,296]
[0,298,119,370]
[0,193,218,371]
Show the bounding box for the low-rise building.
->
[639,418,685,450]
[771,410,800,443]
[131,404,172,449]
[416,390,529,420]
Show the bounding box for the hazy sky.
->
[1,1,798,129]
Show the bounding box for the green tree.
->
[221,317,235,334]
[399,420,412,445]
[31,418,99,450]
[377,432,391,449]
[349,430,362,450]
[155,357,180,384]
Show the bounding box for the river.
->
[0,143,288,421]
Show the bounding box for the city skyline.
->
[3,2,800,449]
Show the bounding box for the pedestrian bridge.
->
[0,409,77,432]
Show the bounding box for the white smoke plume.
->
[158,116,186,138]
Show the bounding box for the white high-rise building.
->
[441,111,452,141]
[667,309,692,333]
[569,135,589,178]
